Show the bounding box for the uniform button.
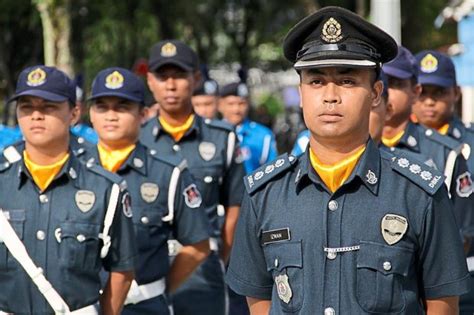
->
[78,137,85,144]
[328,200,338,211]
[274,258,279,268]
[76,234,86,242]
[39,194,48,203]
[327,251,337,260]
[141,216,150,224]
[204,176,213,183]
[324,307,336,315]
[383,261,392,271]
[150,149,157,155]
[36,230,46,241]
[425,129,433,136]
[390,147,395,152]
[173,144,180,151]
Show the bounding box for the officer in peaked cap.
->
[81,67,211,314]
[226,6,469,314]
[219,81,278,173]
[141,40,246,315]
[0,65,136,314]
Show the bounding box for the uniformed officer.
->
[380,46,474,241]
[141,40,246,315]
[84,67,212,314]
[192,77,220,119]
[412,50,474,171]
[219,82,278,173]
[0,65,136,314]
[411,50,474,315]
[226,6,470,314]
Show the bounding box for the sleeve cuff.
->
[225,267,273,300]
[105,256,136,272]
[424,273,471,299]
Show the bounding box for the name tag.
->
[261,228,291,245]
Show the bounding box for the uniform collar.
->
[120,142,147,176]
[152,114,200,140]
[397,121,421,152]
[295,138,380,195]
[447,117,465,140]
[17,149,81,190]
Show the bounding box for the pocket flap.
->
[132,207,164,226]
[357,241,414,276]
[60,222,101,241]
[263,241,302,272]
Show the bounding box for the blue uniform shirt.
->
[384,122,474,238]
[226,140,469,314]
[140,115,245,237]
[291,130,309,156]
[446,117,474,172]
[0,125,22,153]
[81,142,211,285]
[0,145,136,314]
[236,119,278,173]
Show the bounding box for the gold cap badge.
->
[26,68,47,87]
[420,54,438,73]
[105,71,124,89]
[321,17,343,43]
[161,42,177,57]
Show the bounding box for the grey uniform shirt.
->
[226,140,469,314]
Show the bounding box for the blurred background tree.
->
[0,0,459,124]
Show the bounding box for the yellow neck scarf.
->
[381,130,405,148]
[23,151,70,192]
[438,123,450,135]
[159,114,195,142]
[97,143,136,173]
[309,146,366,193]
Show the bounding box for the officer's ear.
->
[70,102,81,126]
[371,79,383,110]
[298,85,303,109]
[454,86,461,103]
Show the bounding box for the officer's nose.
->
[421,94,436,107]
[31,108,45,120]
[165,77,177,90]
[322,82,340,106]
[104,109,119,121]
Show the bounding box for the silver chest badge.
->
[140,182,160,203]
[381,214,408,245]
[75,190,96,213]
[199,142,216,161]
[275,274,292,304]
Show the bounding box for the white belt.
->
[0,304,97,315]
[467,256,474,272]
[168,238,219,256]
[125,278,166,305]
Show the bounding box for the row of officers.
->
[1,5,474,315]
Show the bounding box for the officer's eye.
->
[309,79,323,85]
[340,79,355,86]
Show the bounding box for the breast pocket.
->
[58,222,101,271]
[356,241,414,314]
[190,167,222,204]
[0,209,26,270]
[132,207,166,252]
[263,241,303,313]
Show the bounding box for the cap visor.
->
[418,75,455,88]
[294,59,377,70]
[88,92,144,105]
[8,90,69,104]
[149,60,193,72]
[382,66,413,79]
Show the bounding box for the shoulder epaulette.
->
[390,153,445,195]
[244,153,297,194]
[423,128,462,151]
[204,118,234,132]
[148,150,187,171]
[87,164,126,190]
[464,122,474,133]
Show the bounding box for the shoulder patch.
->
[244,153,297,194]
[205,118,234,132]
[390,154,444,195]
[424,128,462,150]
[87,164,124,186]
